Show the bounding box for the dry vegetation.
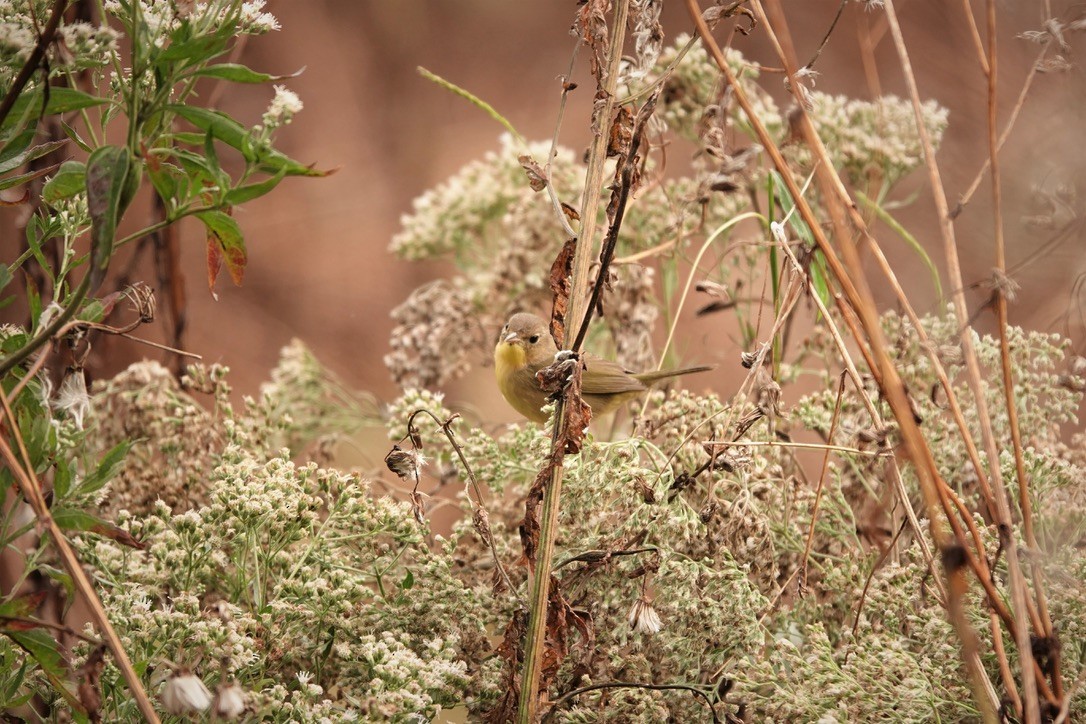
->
[0,1,1084,723]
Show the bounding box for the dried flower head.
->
[627,596,663,635]
[213,682,247,719]
[161,671,212,714]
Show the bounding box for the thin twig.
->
[803,0,848,71]
[404,409,516,596]
[545,41,581,240]
[952,39,1050,217]
[798,371,847,586]
[985,0,1056,711]
[881,0,1043,715]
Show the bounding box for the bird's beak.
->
[503,332,519,343]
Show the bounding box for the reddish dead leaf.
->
[483,610,527,724]
[206,235,223,300]
[560,201,580,223]
[606,105,634,158]
[91,522,146,550]
[538,577,594,706]
[222,240,246,286]
[577,0,611,81]
[548,238,577,347]
[518,154,548,192]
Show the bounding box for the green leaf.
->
[224,167,287,206]
[53,456,73,499]
[0,163,58,192]
[85,146,132,292]
[0,87,109,135]
[41,161,86,204]
[78,441,131,497]
[61,120,92,153]
[196,210,246,287]
[0,264,11,295]
[168,104,328,177]
[157,27,229,63]
[0,129,36,171]
[401,569,414,591]
[6,629,66,680]
[51,508,144,549]
[190,63,276,84]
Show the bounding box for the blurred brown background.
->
[3,1,1084,428]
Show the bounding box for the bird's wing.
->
[580,354,646,395]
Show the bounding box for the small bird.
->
[494,312,713,423]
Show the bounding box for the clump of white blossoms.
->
[262,85,304,130]
[804,92,948,186]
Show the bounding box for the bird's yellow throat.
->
[494,341,528,379]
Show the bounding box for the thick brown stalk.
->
[517,2,631,720]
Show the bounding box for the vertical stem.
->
[517,2,631,721]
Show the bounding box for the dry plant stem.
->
[763,0,1047,705]
[881,0,1043,715]
[406,410,516,596]
[707,0,999,714]
[984,0,1060,705]
[955,41,1049,214]
[546,41,581,240]
[778,237,939,593]
[567,0,631,337]
[0,398,161,723]
[990,610,1024,714]
[799,372,846,585]
[0,0,66,126]
[518,3,631,720]
[959,0,990,76]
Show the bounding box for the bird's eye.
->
[528,335,539,344]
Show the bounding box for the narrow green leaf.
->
[191,63,275,84]
[0,264,11,294]
[61,121,92,153]
[0,163,59,192]
[157,30,229,63]
[85,146,131,291]
[0,87,109,134]
[6,629,66,680]
[168,104,327,177]
[78,441,131,497]
[224,167,286,206]
[41,160,86,204]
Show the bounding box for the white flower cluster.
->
[261,85,303,130]
[804,92,949,185]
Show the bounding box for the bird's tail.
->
[636,364,715,385]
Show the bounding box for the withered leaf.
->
[607,105,635,158]
[548,238,577,348]
[482,611,527,724]
[518,154,548,192]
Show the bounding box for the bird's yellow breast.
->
[495,341,528,394]
[495,342,550,421]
